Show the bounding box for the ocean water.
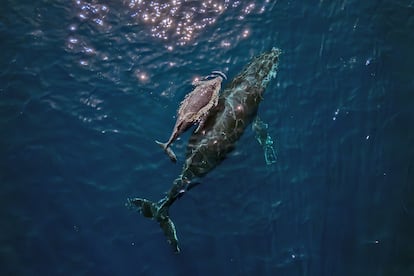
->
[1,0,414,275]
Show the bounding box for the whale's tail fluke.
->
[127,197,180,253]
[155,140,177,163]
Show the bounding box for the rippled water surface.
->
[1,0,414,275]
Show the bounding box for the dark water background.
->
[1,0,414,275]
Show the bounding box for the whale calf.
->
[128,48,281,252]
[155,71,226,163]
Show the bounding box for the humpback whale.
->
[155,71,227,163]
[128,48,281,252]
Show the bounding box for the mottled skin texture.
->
[129,48,281,252]
[156,75,224,162]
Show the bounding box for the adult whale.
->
[128,48,281,252]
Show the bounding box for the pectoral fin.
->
[252,116,277,165]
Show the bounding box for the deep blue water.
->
[1,0,414,275]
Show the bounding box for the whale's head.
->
[244,47,281,88]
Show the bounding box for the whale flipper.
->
[252,117,277,165]
[127,197,180,253]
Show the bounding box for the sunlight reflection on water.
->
[65,0,274,97]
[70,0,271,47]
[126,0,228,45]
